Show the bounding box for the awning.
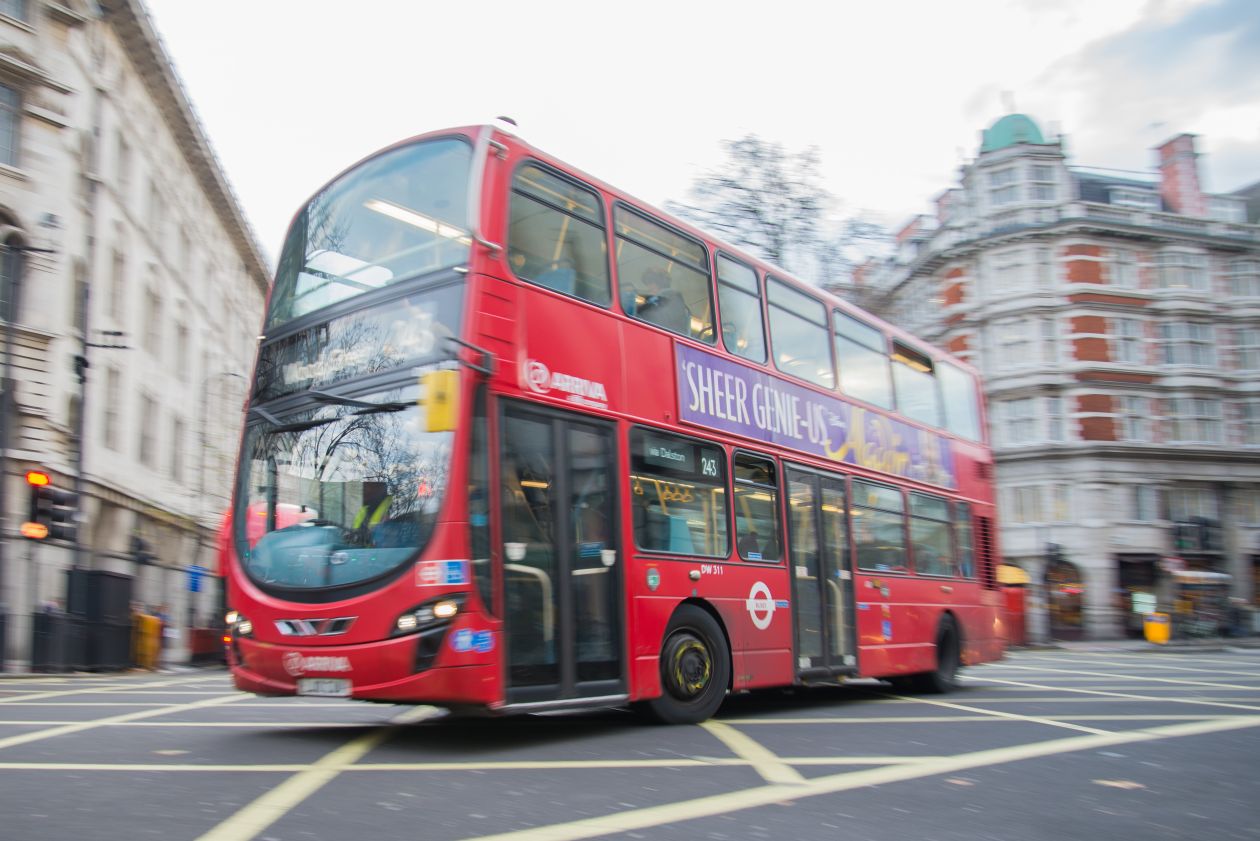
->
[997,564,1031,585]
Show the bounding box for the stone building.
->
[0,0,268,667]
[854,114,1260,641]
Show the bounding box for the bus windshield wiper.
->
[307,389,411,413]
[247,406,334,433]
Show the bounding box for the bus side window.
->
[939,361,982,441]
[629,428,728,557]
[767,277,834,389]
[733,453,780,561]
[508,163,610,306]
[716,255,767,363]
[891,342,942,427]
[955,502,975,578]
[851,479,907,572]
[834,310,893,409]
[909,492,954,577]
[614,206,715,343]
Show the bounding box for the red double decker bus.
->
[224,124,1004,723]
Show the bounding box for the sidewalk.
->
[0,662,224,679]
[1015,636,1260,654]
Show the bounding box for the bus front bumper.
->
[230,631,499,706]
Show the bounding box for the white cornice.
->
[98,0,270,295]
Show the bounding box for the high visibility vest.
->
[353,497,391,529]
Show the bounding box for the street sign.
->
[187,564,208,593]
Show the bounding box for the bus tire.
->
[643,605,730,725]
[916,615,961,694]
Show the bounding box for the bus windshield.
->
[267,137,473,329]
[235,381,452,594]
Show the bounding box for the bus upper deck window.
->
[891,342,942,428]
[508,164,611,307]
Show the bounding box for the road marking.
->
[0,756,938,774]
[0,693,242,751]
[966,675,1260,712]
[194,706,444,841]
[700,720,805,784]
[457,716,1260,841]
[878,693,1114,736]
[0,675,226,705]
[984,664,1257,690]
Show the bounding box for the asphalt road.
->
[1,648,1259,841]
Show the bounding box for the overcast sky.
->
[142,0,1259,268]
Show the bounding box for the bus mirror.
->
[420,369,459,432]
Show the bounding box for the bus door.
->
[497,402,624,706]
[785,466,856,674]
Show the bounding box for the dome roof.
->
[981,114,1046,153]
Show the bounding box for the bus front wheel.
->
[643,605,730,724]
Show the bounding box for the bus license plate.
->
[297,678,351,697]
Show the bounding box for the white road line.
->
[457,716,1260,841]
[985,664,1258,690]
[0,755,940,773]
[878,693,1114,735]
[0,693,243,751]
[967,675,1260,712]
[700,720,805,784]
[0,676,226,705]
[715,716,1254,726]
[194,706,443,841]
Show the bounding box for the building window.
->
[1167,397,1223,444]
[1160,322,1214,367]
[115,131,131,190]
[1132,485,1162,522]
[1046,395,1064,442]
[1120,396,1150,442]
[0,233,22,322]
[1167,487,1218,521]
[1110,248,1138,289]
[1156,251,1209,292]
[1049,484,1071,522]
[0,1,27,21]
[108,248,126,321]
[1029,165,1056,203]
[1229,260,1260,298]
[143,289,162,354]
[1113,318,1144,365]
[1009,485,1042,524]
[994,318,1035,370]
[138,393,157,467]
[175,322,188,375]
[1241,401,1260,448]
[1238,488,1260,524]
[104,367,121,451]
[988,167,1019,207]
[0,83,18,167]
[1235,327,1260,371]
[1110,188,1160,210]
[997,397,1037,445]
[988,247,1031,294]
[170,416,185,482]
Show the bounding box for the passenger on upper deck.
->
[632,268,691,335]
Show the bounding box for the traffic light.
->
[21,470,77,541]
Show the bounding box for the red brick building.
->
[853,115,1260,640]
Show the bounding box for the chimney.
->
[1156,134,1206,217]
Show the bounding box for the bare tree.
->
[667,135,891,286]
[667,135,827,273]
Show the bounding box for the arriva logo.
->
[282,652,352,677]
[520,358,608,406]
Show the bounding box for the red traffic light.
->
[25,470,50,486]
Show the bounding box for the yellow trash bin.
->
[1143,612,1171,645]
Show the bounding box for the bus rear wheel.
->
[916,615,961,693]
[643,605,730,725]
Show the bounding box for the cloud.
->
[1039,0,1260,180]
